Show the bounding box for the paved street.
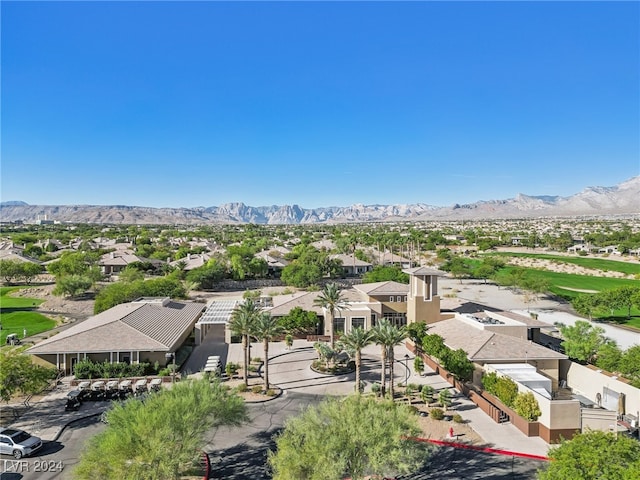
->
[0,416,105,480]
[205,392,547,480]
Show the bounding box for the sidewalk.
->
[5,379,110,442]
[223,339,551,457]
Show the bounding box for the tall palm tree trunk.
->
[355,350,361,394]
[389,348,396,399]
[328,311,335,348]
[380,346,387,397]
[242,335,249,386]
[263,339,270,390]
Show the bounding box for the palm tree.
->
[340,327,374,394]
[372,319,408,399]
[251,312,285,390]
[229,299,261,386]
[313,283,349,348]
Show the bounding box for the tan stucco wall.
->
[536,359,560,389]
[563,360,640,418]
[484,325,529,340]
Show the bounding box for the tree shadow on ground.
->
[397,446,548,480]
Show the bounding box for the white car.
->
[0,428,43,459]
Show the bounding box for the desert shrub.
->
[430,408,444,420]
[371,382,381,396]
[266,389,276,396]
[252,357,262,363]
[452,414,464,424]
[225,362,239,377]
[408,405,419,415]
[236,383,248,392]
[251,385,263,394]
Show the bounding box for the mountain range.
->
[1,177,638,225]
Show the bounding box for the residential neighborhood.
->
[2,1,640,477]
[1,218,639,478]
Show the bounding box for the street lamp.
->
[404,354,410,385]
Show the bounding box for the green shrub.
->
[225,362,239,377]
[236,383,248,392]
[266,389,276,396]
[252,357,262,363]
[430,408,444,420]
[408,405,419,415]
[371,382,381,396]
[452,414,464,424]
[514,392,541,421]
[482,372,519,407]
[420,385,434,404]
[73,359,153,379]
[251,385,263,394]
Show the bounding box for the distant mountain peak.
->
[1,177,637,224]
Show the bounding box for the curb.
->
[52,411,103,442]
[410,437,550,461]
[252,346,315,401]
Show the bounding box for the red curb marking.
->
[408,437,550,461]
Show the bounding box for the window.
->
[334,318,345,335]
[389,296,394,302]
[404,296,407,302]
[383,312,407,328]
[371,314,377,327]
[351,317,365,330]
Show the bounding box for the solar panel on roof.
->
[197,300,241,324]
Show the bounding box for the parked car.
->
[0,428,43,459]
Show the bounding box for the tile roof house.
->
[27,298,206,374]
[329,253,373,277]
[263,271,444,338]
[99,251,165,276]
[169,253,212,271]
[254,251,290,278]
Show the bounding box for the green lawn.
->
[495,266,640,325]
[0,287,44,308]
[496,266,639,296]
[486,252,640,276]
[0,286,54,344]
[0,311,57,344]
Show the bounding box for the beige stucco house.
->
[27,297,205,374]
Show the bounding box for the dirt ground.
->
[504,256,636,279]
[10,282,96,319]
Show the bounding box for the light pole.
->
[404,354,410,385]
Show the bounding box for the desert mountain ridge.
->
[1,177,638,225]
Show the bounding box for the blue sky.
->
[2,1,639,209]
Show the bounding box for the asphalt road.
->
[205,391,548,480]
[1,391,549,480]
[0,416,104,480]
